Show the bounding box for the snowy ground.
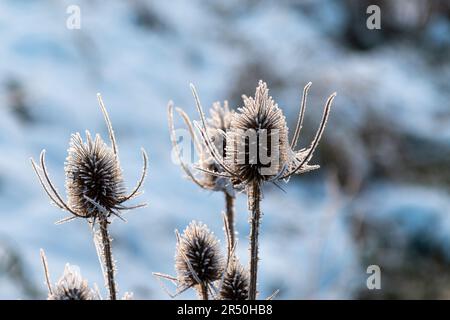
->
[0,0,449,299]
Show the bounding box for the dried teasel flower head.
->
[219,258,250,300]
[226,80,289,186]
[175,221,224,290]
[48,264,96,300]
[31,94,148,225]
[65,132,126,219]
[200,101,234,191]
[190,80,336,189]
[168,100,235,195]
[206,101,233,136]
[40,249,96,300]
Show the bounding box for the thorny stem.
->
[225,192,236,250]
[200,283,209,300]
[99,216,117,300]
[248,181,261,300]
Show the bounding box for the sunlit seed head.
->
[175,221,224,287]
[48,264,95,300]
[65,132,125,218]
[219,258,250,300]
[226,80,289,185]
[200,101,234,191]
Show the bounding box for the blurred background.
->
[0,0,449,299]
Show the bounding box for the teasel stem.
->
[248,181,261,300]
[200,283,209,300]
[99,216,117,300]
[225,192,236,249]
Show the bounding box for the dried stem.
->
[200,283,209,300]
[99,216,117,300]
[39,249,53,296]
[248,181,261,300]
[224,192,236,249]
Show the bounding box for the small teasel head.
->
[190,80,336,188]
[168,100,235,195]
[175,221,224,290]
[226,80,289,187]
[48,264,96,300]
[219,258,250,300]
[200,101,234,192]
[65,131,125,219]
[40,249,96,300]
[206,101,233,140]
[31,94,148,225]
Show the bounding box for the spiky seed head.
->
[206,101,233,135]
[200,101,234,192]
[219,258,250,300]
[48,264,95,300]
[175,221,224,288]
[65,132,125,218]
[226,80,289,186]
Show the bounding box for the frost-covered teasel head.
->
[190,80,336,189]
[219,258,249,300]
[40,250,96,301]
[152,221,225,299]
[48,264,96,300]
[175,221,224,290]
[31,94,148,225]
[201,101,233,190]
[168,100,235,196]
[65,132,126,219]
[226,81,290,186]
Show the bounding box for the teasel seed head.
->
[190,80,336,189]
[65,132,126,219]
[168,101,235,195]
[30,94,148,225]
[206,101,233,136]
[200,101,234,191]
[219,258,250,300]
[48,264,96,300]
[175,221,224,289]
[226,80,289,187]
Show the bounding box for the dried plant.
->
[219,257,250,300]
[175,221,224,300]
[40,249,96,300]
[191,80,336,299]
[65,132,127,222]
[31,94,148,300]
[168,100,238,252]
[29,80,333,301]
[153,221,225,300]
